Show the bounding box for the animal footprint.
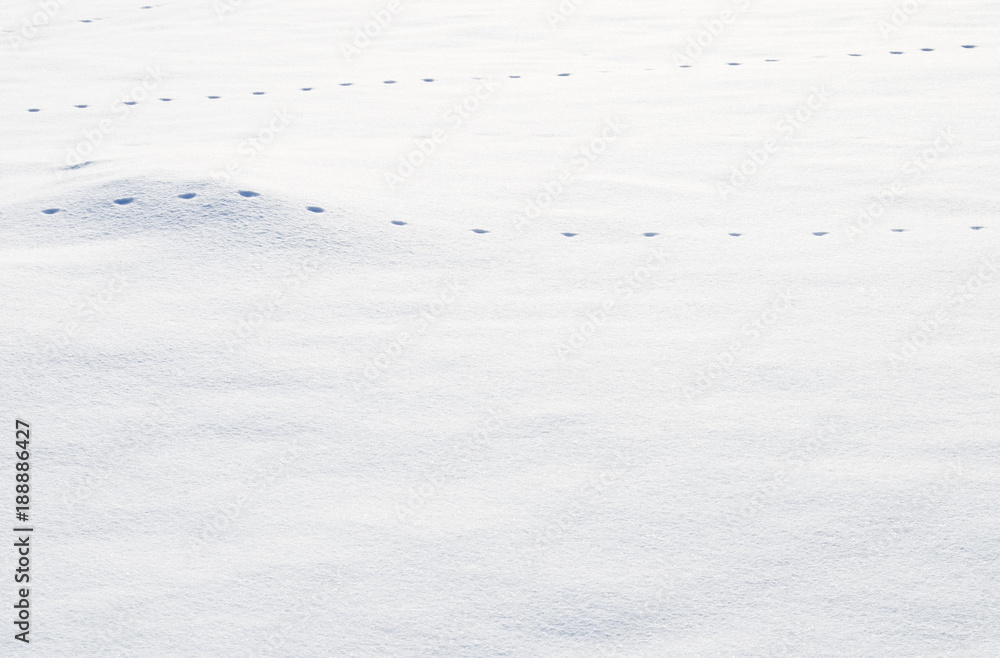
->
[207,96,221,100]
[301,87,313,91]
[159,98,172,101]
[729,233,742,237]
[177,193,197,199]
[75,104,88,108]
[812,231,829,236]
[113,197,134,205]
[42,208,61,215]
[765,59,778,62]
[921,48,934,52]
[124,101,137,105]
[423,79,434,82]
[509,75,521,78]
[557,73,571,77]
[28,108,40,112]
[340,83,353,86]
[728,62,741,66]
[238,190,260,197]
[848,53,862,57]
[383,80,396,84]
[471,229,490,234]
[891,228,906,232]
[306,206,324,213]
[252,91,265,95]
[561,232,578,237]
[643,232,659,237]
[890,51,904,55]
[962,45,977,49]
[391,221,407,226]
[971,226,985,230]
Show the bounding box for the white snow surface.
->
[1,1,999,656]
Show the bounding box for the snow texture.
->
[1,0,998,656]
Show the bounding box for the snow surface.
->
[1,0,999,656]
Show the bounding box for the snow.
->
[1,0,998,655]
